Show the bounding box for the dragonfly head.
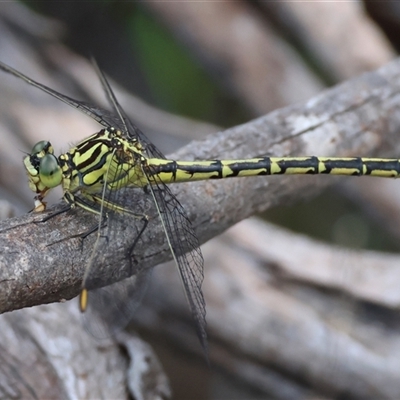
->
[24,140,62,196]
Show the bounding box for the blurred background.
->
[2,1,400,399]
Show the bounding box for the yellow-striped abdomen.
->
[145,156,400,184]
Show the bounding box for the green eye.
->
[39,154,62,188]
[31,140,52,155]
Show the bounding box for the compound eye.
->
[39,154,62,188]
[31,140,52,155]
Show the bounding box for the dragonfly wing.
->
[91,59,167,160]
[79,183,154,338]
[145,172,207,354]
[0,61,126,131]
[82,268,152,339]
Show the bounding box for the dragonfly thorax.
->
[58,128,148,198]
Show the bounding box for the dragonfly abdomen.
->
[147,156,400,184]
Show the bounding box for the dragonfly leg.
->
[75,217,108,252]
[126,214,149,274]
[33,203,72,224]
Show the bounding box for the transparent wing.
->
[82,268,152,339]
[0,60,126,132]
[0,60,167,160]
[145,170,207,354]
[91,59,166,160]
[80,164,154,338]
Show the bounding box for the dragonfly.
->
[2,60,400,356]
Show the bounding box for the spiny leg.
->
[127,214,150,275]
[33,203,72,223]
